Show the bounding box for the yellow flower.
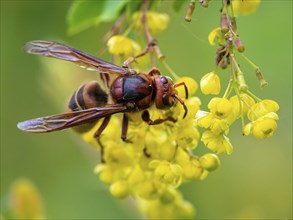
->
[230,93,256,117]
[208,97,233,119]
[107,35,141,57]
[132,11,170,35]
[95,165,114,184]
[137,191,195,219]
[232,0,261,16]
[9,178,45,220]
[184,97,201,120]
[103,143,133,167]
[244,112,278,139]
[201,130,233,155]
[127,165,145,187]
[176,124,200,149]
[175,149,204,180]
[199,153,221,171]
[150,160,183,187]
[137,179,164,200]
[110,181,129,199]
[247,99,279,121]
[208,27,226,46]
[197,98,235,134]
[197,113,230,134]
[175,77,198,97]
[200,71,221,95]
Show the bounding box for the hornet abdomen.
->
[67,81,108,133]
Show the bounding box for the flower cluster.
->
[80,76,222,218]
[195,0,279,154]
[80,6,228,216]
[79,1,280,218]
[63,0,278,219]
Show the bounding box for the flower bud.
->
[107,35,140,57]
[9,178,45,220]
[200,72,221,95]
[199,153,221,171]
[128,165,145,186]
[110,181,129,199]
[137,180,163,200]
[175,77,198,97]
[220,13,229,34]
[235,37,245,52]
[232,0,261,16]
[132,11,170,35]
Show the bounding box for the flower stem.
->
[233,84,245,132]
[231,53,248,92]
[246,90,262,102]
[223,79,233,99]
[161,60,179,80]
[122,24,133,37]
[239,53,268,88]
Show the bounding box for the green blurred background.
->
[1,1,292,219]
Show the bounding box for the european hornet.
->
[17,40,188,141]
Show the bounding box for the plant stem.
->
[161,60,179,80]
[239,53,268,88]
[246,90,262,102]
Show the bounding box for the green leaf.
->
[172,0,187,12]
[149,0,163,10]
[126,1,143,17]
[67,0,130,35]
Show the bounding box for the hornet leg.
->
[93,116,111,138]
[141,110,177,125]
[121,113,131,142]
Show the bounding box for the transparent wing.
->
[17,104,128,133]
[24,40,130,75]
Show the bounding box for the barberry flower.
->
[208,27,226,46]
[247,99,279,121]
[208,97,233,119]
[199,153,221,171]
[244,112,279,139]
[197,98,236,134]
[179,157,205,180]
[137,190,195,219]
[201,130,233,155]
[150,160,183,187]
[200,71,221,95]
[110,180,129,199]
[107,35,141,57]
[175,77,198,97]
[232,0,261,16]
[8,178,45,219]
[230,93,256,117]
[132,11,170,35]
